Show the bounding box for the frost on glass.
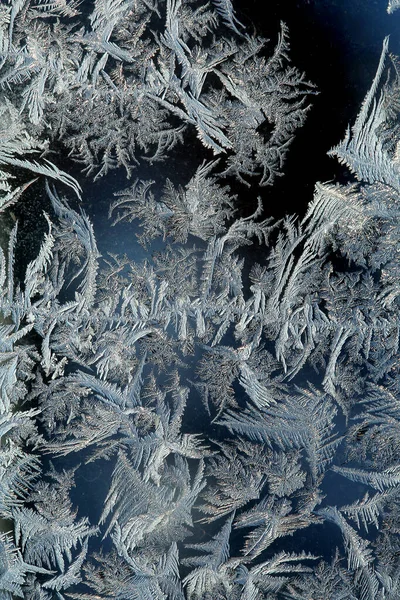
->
[0,1,399,599]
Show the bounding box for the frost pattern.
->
[0,1,399,600]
